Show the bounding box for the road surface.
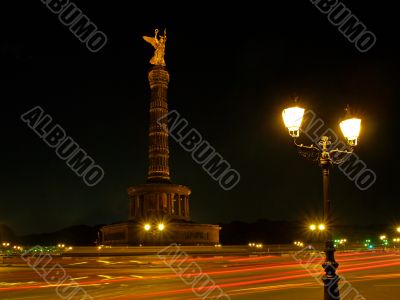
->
[1,250,399,299]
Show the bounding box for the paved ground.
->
[1,250,399,299]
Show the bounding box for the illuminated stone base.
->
[101,221,220,246]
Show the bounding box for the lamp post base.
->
[322,241,340,300]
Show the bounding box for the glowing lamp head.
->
[282,106,305,138]
[144,224,151,231]
[318,224,326,231]
[340,117,361,146]
[309,224,316,231]
[397,227,400,233]
[158,223,165,231]
[380,235,386,240]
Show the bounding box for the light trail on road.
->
[1,251,399,299]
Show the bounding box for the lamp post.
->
[282,103,361,300]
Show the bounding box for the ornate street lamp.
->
[282,103,361,300]
[282,106,305,138]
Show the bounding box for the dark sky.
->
[2,1,399,235]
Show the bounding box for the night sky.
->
[2,1,399,235]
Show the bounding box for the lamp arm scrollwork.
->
[329,148,353,155]
[329,148,354,165]
[293,139,321,162]
[293,139,321,151]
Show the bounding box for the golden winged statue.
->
[143,29,167,66]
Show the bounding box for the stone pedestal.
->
[101,222,220,246]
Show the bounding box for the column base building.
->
[101,182,220,245]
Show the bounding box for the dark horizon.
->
[2,1,399,235]
[0,220,395,247]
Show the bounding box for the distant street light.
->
[294,241,304,247]
[141,221,167,245]
[397,227,400,233]
[380,235,387,240]
[248,242,263,249]
[158,223,165,231]
[282,101,361,300]
[309,223,326,231]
